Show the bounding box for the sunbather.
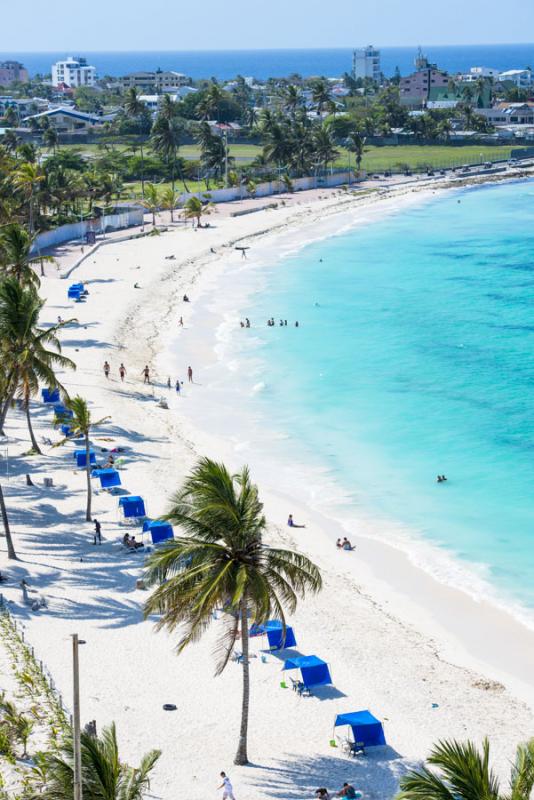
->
[336,783,358,798]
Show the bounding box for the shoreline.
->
[2,172,534,798]
[155,176,534,708]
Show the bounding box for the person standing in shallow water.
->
[188,366,193,382]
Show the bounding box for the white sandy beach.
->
[2,175,534,800]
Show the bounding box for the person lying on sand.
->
[287,514,305,529]
[336,782,359,798]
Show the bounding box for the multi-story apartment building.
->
[399,51,449,107]
[0,61,29,86]
[51,57,96,88]
[352,46,381,83]
[117,70,189,91]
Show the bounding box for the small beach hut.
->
[250,620,297,650]
[93,468,121,488]
[142,519,173,544]
[74,449,96,467]
[42,387,60,403]
[283,655,332,689]
[119,495,146,519]
[334,711,386,748]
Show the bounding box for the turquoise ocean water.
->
[235,181,534,615]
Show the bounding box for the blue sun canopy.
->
[334,710,386,747]
[283,655,332,688]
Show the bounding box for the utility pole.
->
[72,633,83,800]
[224,130,229,187]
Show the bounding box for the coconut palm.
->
[196,83,224,121]
[159,93,178,122]
[281,84,303,118]
[0,482,16,560]
[43,127,59,154]
[143,458,322,765]
[345,130,367,173]
[397,737,534,800]
[150,115,188,192]
[0,278,75,436]
[313,125,339,174]
[160,187,179,223]
[182,196,207,227]
[0,222,54,288]
[35,722,160,800]
[11,162,44,232]
[311,78,332,115]
[57,396,110,522]
[140,183,159,226]
[123,87,147,197]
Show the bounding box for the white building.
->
[497,69,533,89]
[51,57,96,88]
[462,66,501,82]
[352,46,381,82]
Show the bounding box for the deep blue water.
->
[3,43,534,80]
[240,180,534,614]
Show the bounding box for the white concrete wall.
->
[31,208,144,253]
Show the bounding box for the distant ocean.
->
[2,44,534,81]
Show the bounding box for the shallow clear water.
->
[241,181,534,610]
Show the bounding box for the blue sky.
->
[5,0,534,50]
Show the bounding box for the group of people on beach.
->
[267,318,299,327]
[315,782,360,799]
[103,361,194,386]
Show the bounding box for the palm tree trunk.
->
[85,433,92,522]
[25,398,41,455]
[0,483,17,560]
[0,384,17,436]
[140,142,145,199]
[234,601,250,765]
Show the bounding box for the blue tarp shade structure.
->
[93,468,121,488]
[334,711,386,747]
[74,449,96,467]
[250,620,296,650]
[142,519,173,544]
[68,287,82,300]
[53,404,73,419]
[71,282,84,290]
[42,388,60,403]
[61,424,72,437]
[119,495,146,518]
[283,655,332,688]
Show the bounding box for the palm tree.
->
[151,116,188,192]
[160,187,178,223]
[123,87,147,198]
[159,93,178,122]
[313,125,339,174]
[143,458,322,765]
[36,722,160,799]
[0,482,16,560]
[43,127,59,154]
[11,162,44,233]
[345,130,367,174]
[196,83,224,121]
[281,85,302,118]
[311,78,332,115]
[0,222,54,288]
[182,196,204,227]
[141,183,159,226]
[58,396,110,522]
[0,278,75,437]
[397,737,534,800]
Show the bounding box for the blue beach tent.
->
[334,710,386,748]
[68,287,82,300]
[42,387,60,403]
[92,468,121,488]
[60,424,72,437]
[283,655,332,689]
[119,495,146,518]
[53,403,73,418]
[250,620,297,650]
[74,449,96,467]
[142,519,173,544]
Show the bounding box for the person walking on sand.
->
[175,379,181,395]
[93,519,102,546]
[103,361,110,379]
[119,363,126,382]
[188,366,193,383]
[142,365,150,384]
[218,772,236,800]
[179,316,184,327]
